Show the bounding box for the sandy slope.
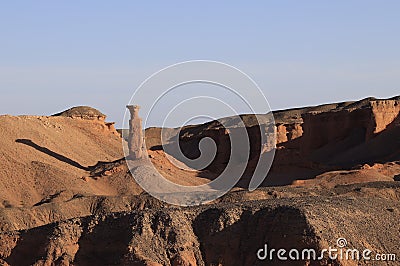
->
[0,115,124,207]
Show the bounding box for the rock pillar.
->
[126,105,144,159]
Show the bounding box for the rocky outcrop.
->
[268,97,400,183]
[302,98,399,151]
[276,123,303,145]
[126,105,144,159]
[53,106,106,121]
[53,106,120,136]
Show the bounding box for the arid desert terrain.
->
[0,97,399,265]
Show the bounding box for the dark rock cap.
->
[52,106,106,120]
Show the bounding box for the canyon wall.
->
[148,97,400,185]
[301,98,400,153]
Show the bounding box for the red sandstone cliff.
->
[145,96,400,186]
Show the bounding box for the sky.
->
[0,1,399,128]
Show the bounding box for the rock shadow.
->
[193,206,330,266]
[74,215,134,266]
[16,139,90,171]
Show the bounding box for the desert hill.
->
[0,98,399,265]
[0,107,210,231]
[0,111,128,208]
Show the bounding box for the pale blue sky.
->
[0,1,399,127]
